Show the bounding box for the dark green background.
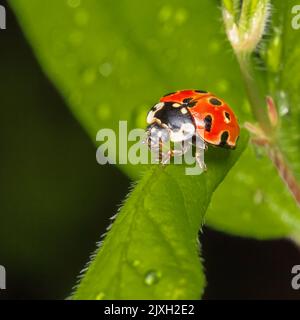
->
[0,1,299,299]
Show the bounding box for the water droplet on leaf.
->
[82,68,97,85]
[254,189,264,205]
[216,79,229,93]
[97,104,111,120]
[144,270,161,286]
[158,5,172,22]
[174,8,188,25]
[95,292,105,300]
[99,62,113,77]
[67,0,81,9]
[277,91,290,116]
[132,260,141,267]
[74,9,89,26]
[209,40,221,53]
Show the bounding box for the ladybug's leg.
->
[195,150,207,171]
[161,139,192,164]
[159,137,174,165]
[160,149,172,165]
[173,140,191,156]
[194,135,207,171]
[161,142,189,164]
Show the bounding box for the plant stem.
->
[268,146,300,205]
[238,54,300,207]
[237,54,271,134]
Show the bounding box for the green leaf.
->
[72,136,247,300]
[10,0,300,250]
[9,0,251,299]
[206,144,300,239]
[10,0,250,299]
[10,0,247,179]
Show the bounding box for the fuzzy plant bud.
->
[222,0,271,55]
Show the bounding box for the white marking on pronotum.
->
[146,102,164,124]
[181,107,188,114]
[172,103,181,108]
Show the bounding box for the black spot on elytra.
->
[183,98,192,104]
[183,98,197,108]
[219,131,229,146]
[224,112,231,121]
[209,98,222,106]
[163,91,176,97]
[195,90,208,94]
[204,115,212,132]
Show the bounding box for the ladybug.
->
[146,89,240,169]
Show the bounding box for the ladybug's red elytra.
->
[146,89,240,169]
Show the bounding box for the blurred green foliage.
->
[0,8,130,299]
[270,1,300,183]
[10,0,300,299]
[207,0,300,238]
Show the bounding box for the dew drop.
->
[99,62,113,77]
[216,79,229,93]
[144,270,161,286]
[175,8,188,25]
[254,189,264,205]
[97,104,111,120]
[82,68,97,85]
[95,292,105,300]
[209,40,221,53]
[132,260,141,267]
[158,5,172,22]
[67,0,81,9]
[74,9,89,26]
[277,91,290,116]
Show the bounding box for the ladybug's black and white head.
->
[146,101,196,149]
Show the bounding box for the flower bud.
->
[222,0,271,55]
